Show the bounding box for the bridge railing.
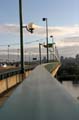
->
[0,65,36,95]
[0,65,36,80]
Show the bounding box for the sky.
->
[0,0,79,57]
[0,0,78,25]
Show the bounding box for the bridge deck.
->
[0,65,79,120]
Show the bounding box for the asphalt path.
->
[0,65,79,120]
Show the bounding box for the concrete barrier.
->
[0,70,32,95]
[0,79,7,94]
[44,62,61,77]
[7,76,17,89]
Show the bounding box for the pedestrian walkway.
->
[0,87,16,107]
[0,65,79,120]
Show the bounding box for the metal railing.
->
[0,65,36,80]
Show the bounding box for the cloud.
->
[0,24,79,37]
[0,24,20,33]
[1,24,79,49]
[31,24,79,37]
[58,46,79,58]
[56,36,79,48]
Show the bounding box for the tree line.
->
[57,54,79,83]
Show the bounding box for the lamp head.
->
[8,45,10,47]
[42,18,46,21]
[27,22,34,33]
[50,35,53,38]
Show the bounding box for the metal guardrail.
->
[0,62,60,80]
[0,69,21,80]
[0,65,36,80]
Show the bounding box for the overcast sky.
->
[0,0,79,57]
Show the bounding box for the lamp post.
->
[39,42,45,64]
[25,49,27,63]
[17,48,19,62]
[55,45,60,62]
[8,45,10,63]
[50,35,55,61]
[19,0,34,73]
[42,18,49,63]
[39,43,42,64]
[19,0,24,73]
[50,35,54,44]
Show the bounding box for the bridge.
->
[0,0,79,119]
[0,41,60,95]
[0,40,79,119]
[0,63,79,120]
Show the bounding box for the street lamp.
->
[8,45,10,63]
[25,49,27,63]
[23,22,34,33]
[50,35,55,61]
[50,35,54,44]
[39,43,42,64]
[17,48,19,62]
[19,0,34,73]
[19,0,24,73]
[39,42,45,64]
[42,18,49,63]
